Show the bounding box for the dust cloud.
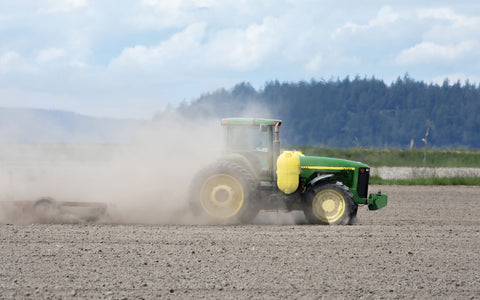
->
[0,110,223,224]
[101,112,225,224]
[0,104,303,225]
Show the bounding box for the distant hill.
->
[2,75,479,149]
[0,108,145,143]
[175,76,480,149]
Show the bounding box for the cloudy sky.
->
[1,0,479,119]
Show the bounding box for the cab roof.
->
[221,118,282,126]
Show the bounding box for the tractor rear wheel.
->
[189,161,259,224]
[303,181,356,225]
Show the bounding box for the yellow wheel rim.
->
[200,174,244,219]
[312,189,346,223]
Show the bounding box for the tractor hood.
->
[299,155,369,171]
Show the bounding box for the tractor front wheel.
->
[303,182,356,225]
[189,161,259,224]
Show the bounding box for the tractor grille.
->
[357,168,370,198]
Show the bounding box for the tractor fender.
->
[305,174,335,190]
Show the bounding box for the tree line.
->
[171,75,480,149]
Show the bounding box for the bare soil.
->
[1,185,479,299]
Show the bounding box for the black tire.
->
[189,160,259,224]
[303,181,357,225]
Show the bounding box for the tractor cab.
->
[221,118,281,181]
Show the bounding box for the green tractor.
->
[189,118,387,224]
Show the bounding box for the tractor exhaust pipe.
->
[273,122,280,184]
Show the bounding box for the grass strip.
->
[295,146,480,168]
[370,175,480,186]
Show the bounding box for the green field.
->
[369,175,480,185]
[296,147,480,168]
[295,147,480,185]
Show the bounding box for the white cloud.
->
[304,54,323,74]
[109,22,206,70]
[129,0,192,29]
[38,0,89,14]
[395,41,477,65]
[415,7,480,44]
[1,1,480,118]
[36,48,66,64]
[0,51,36,74]
[68,0,88,8]
[205,16,282,71]
[333,6,399,37]
[69,59,86,68]
[0,51,20,73]
[417,7,480,28]
[112,16,284,73]
[130,0,223,30]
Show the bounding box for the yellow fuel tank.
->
[276,151,302,194]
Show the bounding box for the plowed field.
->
[1,185,479,299]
